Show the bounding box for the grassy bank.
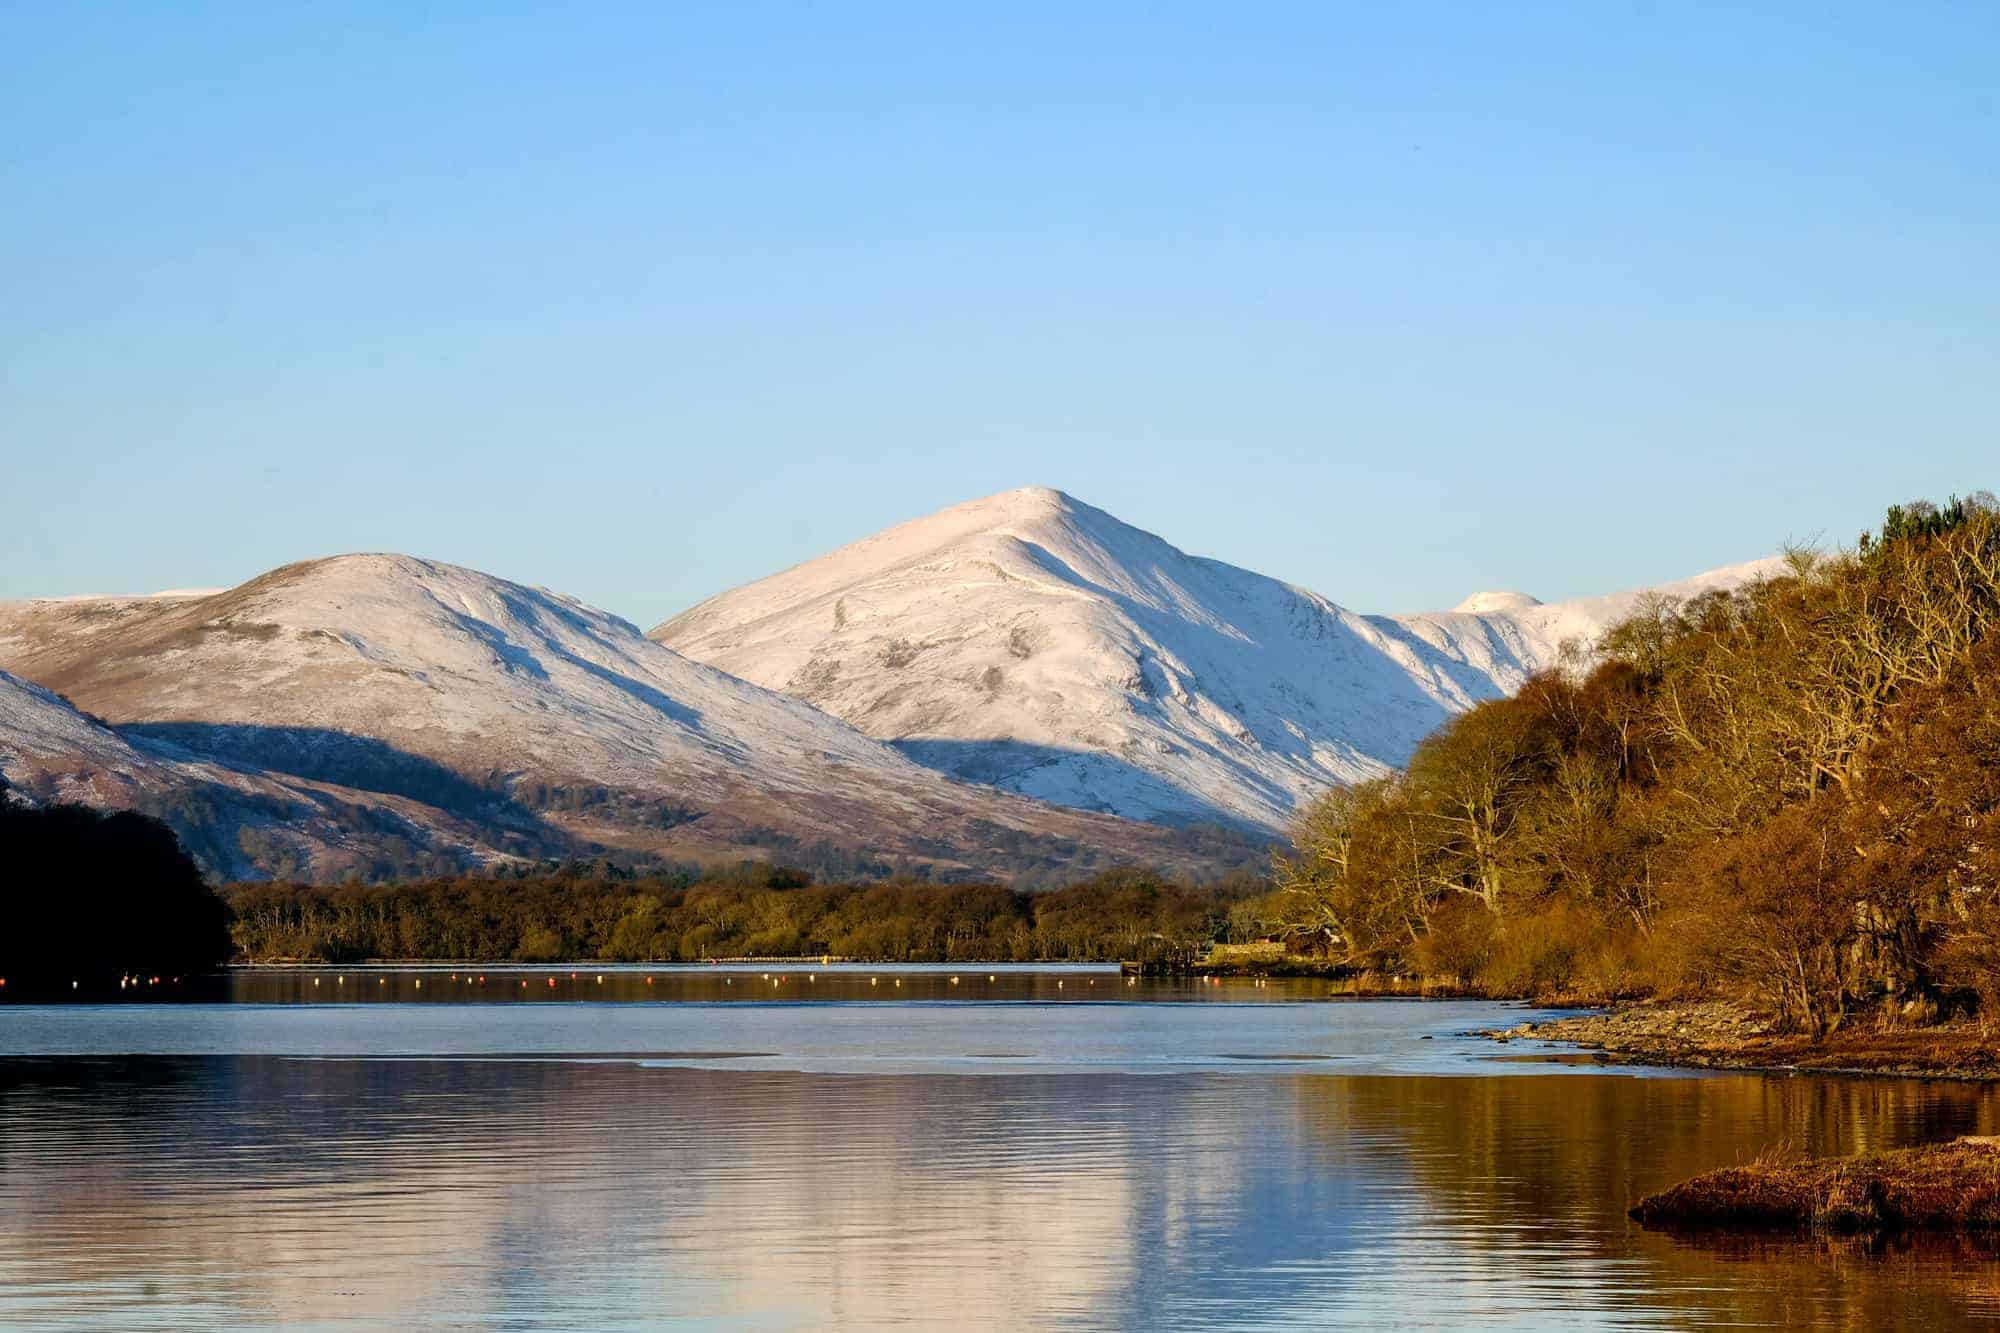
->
[1631,1140,2000,1233]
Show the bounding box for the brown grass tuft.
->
[1631,1140,2000,1234]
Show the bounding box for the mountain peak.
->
[268,551,500,588]
[904,486,1094,540]
[1453,590,1543,614]
[991,484,1076,510]
[655,488,1503,828]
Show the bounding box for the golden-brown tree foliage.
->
[1278,499,2000,1027]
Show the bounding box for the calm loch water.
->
[3,969,1998,1329]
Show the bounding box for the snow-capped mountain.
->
[0,555,1256,881]
[654,487,1779,831]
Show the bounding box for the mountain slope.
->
[654,488,1779,830]
[0,555,1259,881]
[0,669,562,880]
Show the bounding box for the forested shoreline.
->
[1244,495,2000,1036]
[222,865,1264,965]
[3,787,1264,971]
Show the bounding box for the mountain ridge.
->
[0,552,1265,882]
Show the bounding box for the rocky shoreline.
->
[1485,1000,2000,1081]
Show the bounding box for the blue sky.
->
[4,2,1994,624]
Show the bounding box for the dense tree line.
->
[0,785,233,988]
[1253,494,2000,1033]
[223,864,1264,965]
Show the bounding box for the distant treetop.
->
[1862,491,1998,552]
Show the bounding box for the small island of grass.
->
[1631,1140,2000,1235]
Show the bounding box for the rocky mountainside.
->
[655,488,1778,830]
[0,556,1259,882]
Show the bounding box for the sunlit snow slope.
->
[656,488,1779,831]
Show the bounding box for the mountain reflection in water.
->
[2,1001,1999,1328]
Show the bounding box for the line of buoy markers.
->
[163,969,1160,995]
[9,969,1159,999]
